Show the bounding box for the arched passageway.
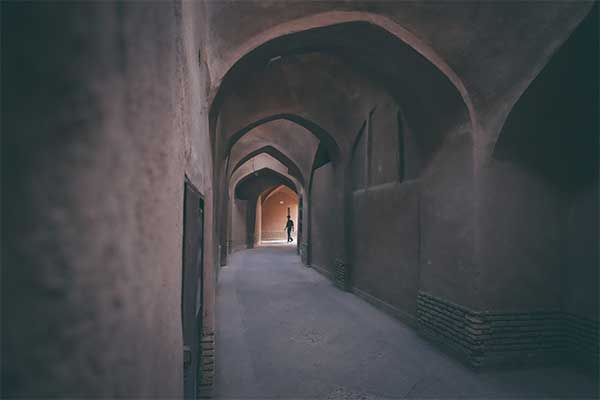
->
[230,161,300,252]
[2,2,598,399]
[213,18,474,295]
[212,3,598,384]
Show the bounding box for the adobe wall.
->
[309,164,338,278]
[478,162,562,311]
[352,181,420,324]
[2,1,215,397]
[469,8,598,368]
[563,183,599,321]
[341,60,476,323]
[230,199,249,251]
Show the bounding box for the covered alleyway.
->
[3,2,599,398]
[216,247,597,400]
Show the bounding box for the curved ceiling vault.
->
[262,185,297,204]
[228,119,320,185]
[230,153,302,200]
[231,145,304,187]
[208,11,475,123]
[211,21,473,166]
[225,113,341,164]
[492,8,598,190]
[234,168,297,201]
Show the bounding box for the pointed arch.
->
[226,114,340,164]
[230,145,305,187]
[209,11,478,142]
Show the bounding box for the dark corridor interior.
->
[2,2,598,398]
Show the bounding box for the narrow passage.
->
[215,247,597,399]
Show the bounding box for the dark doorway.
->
[182,179,205,399]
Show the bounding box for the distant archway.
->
[231,145,305,187]
[260,185,298,244]
[226,114,340,164]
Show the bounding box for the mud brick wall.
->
[417,291,598,370]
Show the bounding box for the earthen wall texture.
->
[2,2,215,397]
[309,163,338,277]
[230,199,248,251]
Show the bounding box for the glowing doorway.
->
[259,185,298,245]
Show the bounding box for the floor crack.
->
[403,376,424,398]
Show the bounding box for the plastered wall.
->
[230,199,248,251]
[2,2,215,397]
[309,164,338,277]
[563,183,599,320]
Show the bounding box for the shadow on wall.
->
[494,7,598,191]
[486,6,598,369]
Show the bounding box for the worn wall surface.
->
[478,162,562,310]
[309,164,338,278]
[352,182,420,323]
[563,183,599,320]
[230,199,249,251]
[2,1,215,397]
[348,79,475,317]
[479,7,598,313]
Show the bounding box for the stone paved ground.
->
[215,246,598,399]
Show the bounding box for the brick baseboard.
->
[564,313,599,370]
[417,291,598,370]
[334,259,351,291]
[198,332,215,398]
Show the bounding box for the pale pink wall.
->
[261,187,298,241]
[255,197,262,245]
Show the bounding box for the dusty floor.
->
[215,246,598,399]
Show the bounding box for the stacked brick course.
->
[417,292,486,365]
[334,259,351,291]
[198,332,215,398]
[564,313,599,370]
[417,291,598,369]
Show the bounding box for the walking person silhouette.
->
[284,215,294,243]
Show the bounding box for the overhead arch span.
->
[226,114,340,163]
[492,7,598,189]
[234,167,297,200]
[230,145,305,187]
[263,185,295,204]
[209,11,478,138]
